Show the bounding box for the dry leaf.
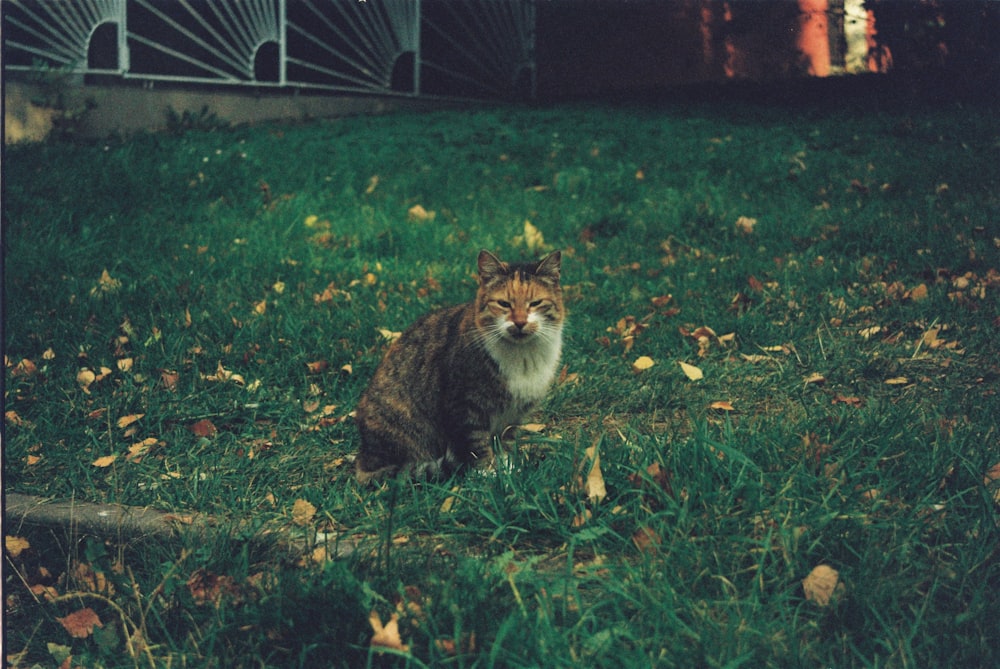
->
[188,419,217,437]
[160,370,180,391]
[907,283,929,301]
[407,204,435,222]
[58,607,103,638]
[632,356,655,373]
[679,361,703,381]
[803,372,826,385]
[126,438,159,463]
[117,413,145,429]
[42,347,56,360]
[802,564,843,607]
[92,454,118,468]
[90,269,121,296]
[11,358,38,378]
[5,535,30,558]
[253,299,267,315]
[369,611,410,654]
[291,498,317,526]
[77,369,97,393]
[305,360,329,374]
[378,328,402,343]
[584,442,607,504]
[709,400,736,412]
[735,215,758,234]
[516,220,545,252]
[884,376,909,385]
[519,423,546,433]
[631,526,661,553]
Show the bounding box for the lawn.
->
[4,81,999,668]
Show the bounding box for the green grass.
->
[4,88,999,668]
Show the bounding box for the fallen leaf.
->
[92,454,118,468]
[126,438,159,463]
[188,419,217,437]
[377,328,402,343]
[10,358,38,378]
[369,611,410,654]
[305,360,329,374]
[511,219,546,252]
[632,356,655,373]
[117,413,145,429]
[584,441,607,504]
[802,564,843,607]
[160,370,180,391]
[519,423,546,433]
[407,204,435,222]
[291,498,317,526]
[803,372,826,385]
[631,526,661,553]
[678,361,703,381]
[77,369,97,393]
[858,325,882,340]
[253,300,267,315]
[735,215,758,234]
[709,400,736,412]
[58,608,103,638]
[365,175,380,194]
[116,357,134,372]
[42,347,56,360]
[90,269,122,296]
[5,536,30,558]
[907,283,929,301]
[884,376,909,385]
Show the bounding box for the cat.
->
[354,249,564,483]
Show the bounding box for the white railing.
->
[4,0,537,99]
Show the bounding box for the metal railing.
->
[4,0,537,99]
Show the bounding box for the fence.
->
[4,0,537,100]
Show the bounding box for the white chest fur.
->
[486,327,563,406]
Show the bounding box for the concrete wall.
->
[4,80,455,144]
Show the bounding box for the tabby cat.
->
[354,250,564,483]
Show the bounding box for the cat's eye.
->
[496,300,512,309]
[529,300,543,308]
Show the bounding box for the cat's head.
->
[475,250,563,345]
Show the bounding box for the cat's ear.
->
[534,250,561,282]
[478,250,508,284]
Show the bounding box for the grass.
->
[4,82,999,667]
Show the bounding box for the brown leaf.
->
[187,569,242,607]
[160,370,180,391]
[5,535,30,558]
[709,400,736,412]
[305,360,329,374]
[369,611,410,654]
[631,526,661,553]
[583,442,607,504]
[10,358,38,378]
[802,564,843,607]
[58,607,103,638]
[189,419,217,437]
[291,499,317,526]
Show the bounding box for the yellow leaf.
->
[803,372,826,385]
[253,299,267,315]
[678,361,703,381]
[735,215,758,234]
[272,281,286,294]
[802,564,843,607]
[90,269,122,296]
[77,369,96,393]
[304,214,319,228]
[584,441,607,504]
[369,611,410,654]
[519,423,546,433]
[858,326,882,340]
[516,220,545,252]
[377,328,402,343]
[884,376,909,385]
[116,357,134,372]
[632,356,655,373]
[341,363,353,375]
[407,204,435,222]
[365,175,380,194]
[907,283,928,301]
[92,454,118,468]
[709,400,736,412]
[291,499,317,526]
[126,438,159,462]
[117,413,145,429]
[42,347,56,360]
[5,535,30,558]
